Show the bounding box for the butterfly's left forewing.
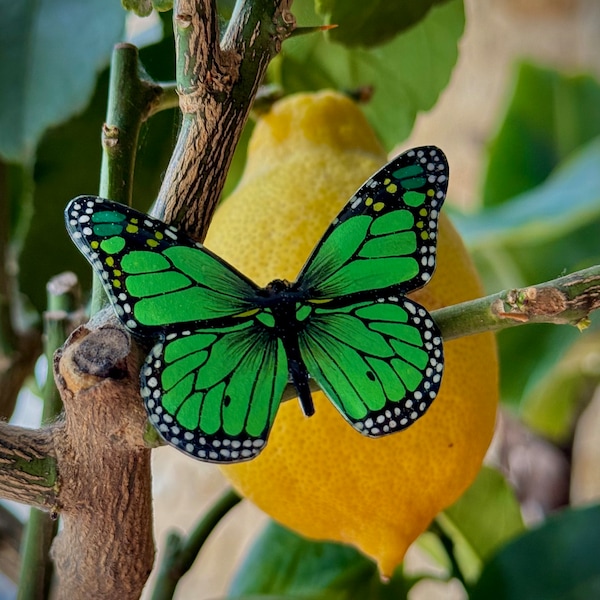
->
[295,146,448,301]
[65,197,260,335]
[66,197,288,462]
[144,318,289,462]
[297,296,443,436]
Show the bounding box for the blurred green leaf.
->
[275,0,464,150]
[122,0,152,17]
[458,144,600,408]
[520,328,600,442]
[470,504,600,600]
[316,0,451,49]
[493,324,584,410]
[482,63,600,207]
[229,521,415,599]
[439,467,524,581]
[0,0,125,162]
[454,64,600,413]
[454,137,600,251]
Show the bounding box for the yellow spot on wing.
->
[113,280,121,288]
[126,224,138,233]
[421,231,429,240]
[386,183,397,193]
[91,241,99,249]
[308,298,332,304]
[106,257,114,267]
[147,239,159,248]
[234,308,260,318]
[365,197,373,206]
[373,202,385,212]
[155,231,164,240]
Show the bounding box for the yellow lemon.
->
[205,91,498,576]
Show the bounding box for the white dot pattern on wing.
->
[140,339,267,463]
[352,295,444,437]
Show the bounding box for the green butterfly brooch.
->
[65,146,448,463]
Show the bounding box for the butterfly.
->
[65,146,447,463]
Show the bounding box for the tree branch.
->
[433,264,600,341]
[154,0,295,240]
[99,43,164,207]
[51,323,154,599]
[18,272,80,600]
[0,423,58,510]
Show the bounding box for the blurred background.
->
[1,0,599,598]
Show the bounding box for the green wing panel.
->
[298,296,444,437]
[142,318,289,463]
[65,197,260,335]
[295,146,448,301]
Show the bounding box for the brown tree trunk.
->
[51,323,154,599]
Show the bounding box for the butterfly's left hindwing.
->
[143,318,289,462]
[295,146,448,301]
[65,197,260,335]
[298,296,443,436]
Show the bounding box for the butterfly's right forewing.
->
[144,318,289,462]
[295,147,448,301]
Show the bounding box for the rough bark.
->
[50,322,154,599]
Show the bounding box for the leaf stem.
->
[429,520,467,589]
[150,82,180,115]
[278,265,600,403]
[432,264,600,341]
[99,43,163,205]
[17,273,79,599]
[92,43,165,314]
[150,488,242,599]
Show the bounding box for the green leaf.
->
[493,324,585,410]
[520,328,600,442]
[276,0,464,150]
[470,504,600,600]
[0,0,125,162]
[122,0,152,17]
[452,138,600,411]
[454,137,600,251]
[453,136,600,415]
[315,0,451,49]
[221,121,254,201]
[229,521,415,599]
[482,63,600,207]
[438,467,524,581]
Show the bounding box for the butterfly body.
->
[66,146,448,463]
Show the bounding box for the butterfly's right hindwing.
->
[298,296,443,436]
[65,197,260,335]
[143,318,289,462]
